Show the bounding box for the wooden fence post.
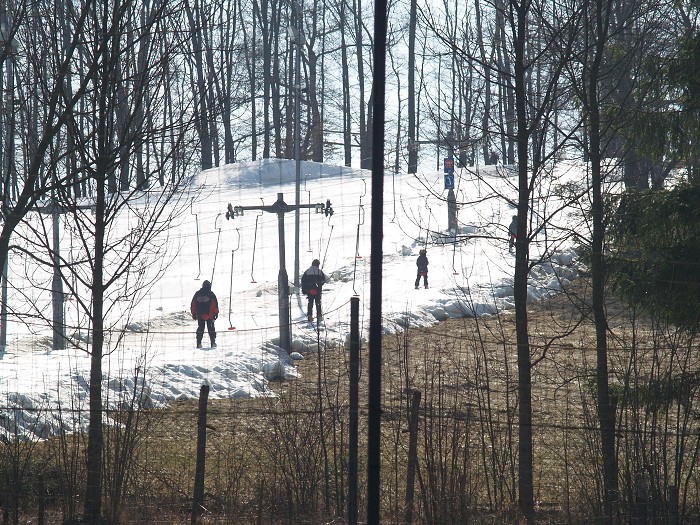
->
[348,296,360,525]
[405,389,421,525]
[669,485,678,525]
[191,384,210,524]
[38,474,45,525]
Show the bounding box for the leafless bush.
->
[7,291,700,524]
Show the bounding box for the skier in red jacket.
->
[191,280,219,348]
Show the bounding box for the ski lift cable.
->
[250,216,260,283]
[227,228,240,330]
[355,182,366,260]
[321,222,334,269]
[190,203,202,279]
[250,207,264,284]
[452,240,459,275]
[305,175,313,253]
[424,196,432,247]
[396,195,429,241]
[210,213,223,284]
[390,170,397,223]
[352,200,366,293]
[352,246,362,296]
[354,205,364,260]
[295,289,307,319]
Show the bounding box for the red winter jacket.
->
[191,289,219,321]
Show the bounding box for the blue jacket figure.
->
[191,280,219,348]
[508,215,518,252]
[415,249,428,289]
[301,259,327,323]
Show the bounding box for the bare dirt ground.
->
[144,279,674,523]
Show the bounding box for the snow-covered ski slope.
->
[0,159,583,439]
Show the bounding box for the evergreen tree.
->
[609,185,700,330]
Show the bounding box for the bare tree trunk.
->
[354,0,370,169]
[285,22,294,159]
[134,5,150,188]
[340,0,352,166]
[205,26,220,168]
[185,0,212,170]
[257,0,271,159]
[494,0,516,164]
[306,49,323,162]
[407,0,417,173]
[475,0,492,164]
[217,0,238,165]
[512,1,534,521]
[85,3,118,516]
[304,0,323,162]
[85,157,107,523]
[271,4,283,158]
[585,0,619,520]
[116,27,132,192]
[245,5,258,161]
[389,45,402,173]
[448,1,457,159]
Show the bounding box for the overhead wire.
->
[190,203,202,279]
[227,228,240,330]
[249,207,264,283]
[210,212,223,284]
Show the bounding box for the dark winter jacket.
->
[416,254,429,274]
[191,288,219,321]
[508,216,518,237]
[301,265,327,296]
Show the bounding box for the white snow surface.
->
[0,158,586,439]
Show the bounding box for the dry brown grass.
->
[17,279,700,524]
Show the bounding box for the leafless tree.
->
[575,0,621,519]
[3,0,197,521]
[507,2,581,520]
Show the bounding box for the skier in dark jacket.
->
[301,259,327,323]
[415,249,429,289]
[191,280,219,348]
[508,215,518,252]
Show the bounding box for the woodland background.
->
[0,0,699,523]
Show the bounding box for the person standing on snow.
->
[301,259,327,324]
[414,249,429,289]
[191,280,219,348]
[508,215,518,252]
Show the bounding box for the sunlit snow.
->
[0,158,584,439]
